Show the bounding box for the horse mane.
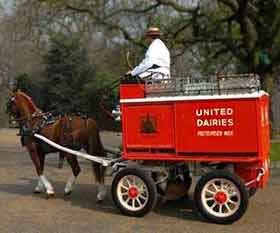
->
[16,90,41,113]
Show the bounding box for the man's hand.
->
[126,70,132,76]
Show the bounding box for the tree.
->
[5,0,280,131]
[43,32,96,112]
[14,73,46,108]
[33,0,280,92]
[82,71,119,128]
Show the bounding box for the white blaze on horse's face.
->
[10,97,16,113]
[6,96,19,117]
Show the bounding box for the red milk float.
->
[110,74,270,224]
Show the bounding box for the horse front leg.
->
[34,151,45,193]
[64,153,81,195]
[26,142,55,197]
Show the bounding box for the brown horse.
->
[6,90,107,201]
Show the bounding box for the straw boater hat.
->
[146,27,161,36]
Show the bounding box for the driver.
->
[127,27,170,80]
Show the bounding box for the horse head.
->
[5,91,19,119]
[6,90,40,122]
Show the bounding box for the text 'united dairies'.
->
[195,108,234,127]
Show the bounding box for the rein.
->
[96,77,123,119]
[13,110,45,123]
[96,74,144,119]
[96,78,122,94]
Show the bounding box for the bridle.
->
[6,96,43,123]
[6,95,58,138]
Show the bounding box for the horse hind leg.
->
[64,153,81,196]
[88,130,107,202]
[58,152,65,169]
[97,167,106,202]
[92,163,106,202]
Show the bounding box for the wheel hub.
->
[128,187,139,198]
[214,191,228,204]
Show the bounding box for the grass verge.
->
[270,142,280,161]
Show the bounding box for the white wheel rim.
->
[117,175,149,212]
[201,178,241,218]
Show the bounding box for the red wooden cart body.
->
[120,84,270,188]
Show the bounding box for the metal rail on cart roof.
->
[143,73,261,98]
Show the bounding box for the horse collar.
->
[31,111,43,118]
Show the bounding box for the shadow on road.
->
[0,177,203,223]
[154,196,204,222]
[0,177,123,216]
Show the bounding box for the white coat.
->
[131,39,170,79]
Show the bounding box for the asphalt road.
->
[0,129,279,233]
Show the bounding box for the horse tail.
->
[87,118,106,157]
[87,118,106,184]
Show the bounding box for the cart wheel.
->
[111,168,157,217]
[194,170,249,224]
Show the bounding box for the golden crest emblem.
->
[140,114,157,134]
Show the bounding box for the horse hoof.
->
[64,191,72,196]
[33,190,42,194]
[46,193,55,199]
[96,193,106,203]
[96,198,104,203]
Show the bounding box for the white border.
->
[120,91,268,104]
